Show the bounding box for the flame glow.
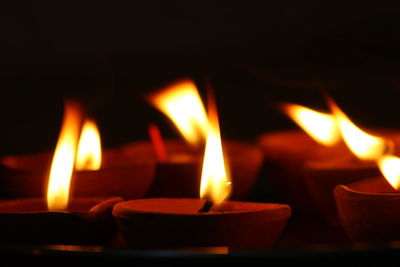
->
[282,103,340,146]
[329,100,390,161]
[75,119,102,171]
[149,80,209,145]
[47,102,83,211]
[378,155,400,190]
[200,102,231,207]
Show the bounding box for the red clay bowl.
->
[120,139,264,201]
[334,177,400,242]
[258,129,400,215]
[0,146,155,200]
[113,198,291,250]
[0,197,122,245]
[304,155,380,226]
[257,130,349,214]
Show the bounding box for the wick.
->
[198,199,213,213]
[148,123,168,163]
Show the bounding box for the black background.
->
[1,1,400,155]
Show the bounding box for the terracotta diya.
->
[0,106,154,200]
[258,100,399,221]
[0,101,122,245]
[138,79,263,201]
[257,103,344,214]
[303,99,399,226]
[304,155,380,226]
[113,198,290,250]
[0,197,121,245]
[113,89,291,250]
[120,138,263,200]
[0,148,154,200]
[334,156,400,243]
[304,136,400,227]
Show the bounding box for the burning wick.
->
[198,87,231,213]
[148,124,168,163]
[198,199,213,213]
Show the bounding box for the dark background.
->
[1,1,400,155]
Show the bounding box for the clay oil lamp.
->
[0,103,154,200]
[0,101,122,245]
[304,98,398,226]
[258,98,400,222]
[334,154,400,243]
[128,79,263,200]
[113,97,291,250]
[257,102,343,214]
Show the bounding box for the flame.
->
[75,119,102,171]
[47,102,83,211]
[328,99,391,161]
[282,103,340,146]
[148,124,168,162]
[378,155,400,190]
[149,80,209,145]
[199,98,231,207]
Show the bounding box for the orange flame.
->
[281,103,340,146]
[328,98,392,161]
[283,98,397,188]
[148,80,209,146]
[75,119,102,171]
[378,155,400,190]
[47,101,83,211]
[199,96,231,207]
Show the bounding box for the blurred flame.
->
[149,80,209,146]
[47,102,83,211]
[328,99,391,161]
[75,119,102,171]
[200,98,231,207]
[282,97,397,187]
[282,103,340,146]
[378,155,400,190]
[148,124,168,162]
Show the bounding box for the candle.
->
[139,79,263,201]
[0,101,122,245]
[257,103,343,214]
[113,90,291,250]
[304,155,380,226]
[120,139,263,200]
[304,130,400,226]
[0,197,121,245]
[303,98,399,226]
[259,99,400,224]
[334,171,400,242]
[0,148,155,200]
[334,155,400,243]
[113,198,290,250]
[0,102,154,200]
